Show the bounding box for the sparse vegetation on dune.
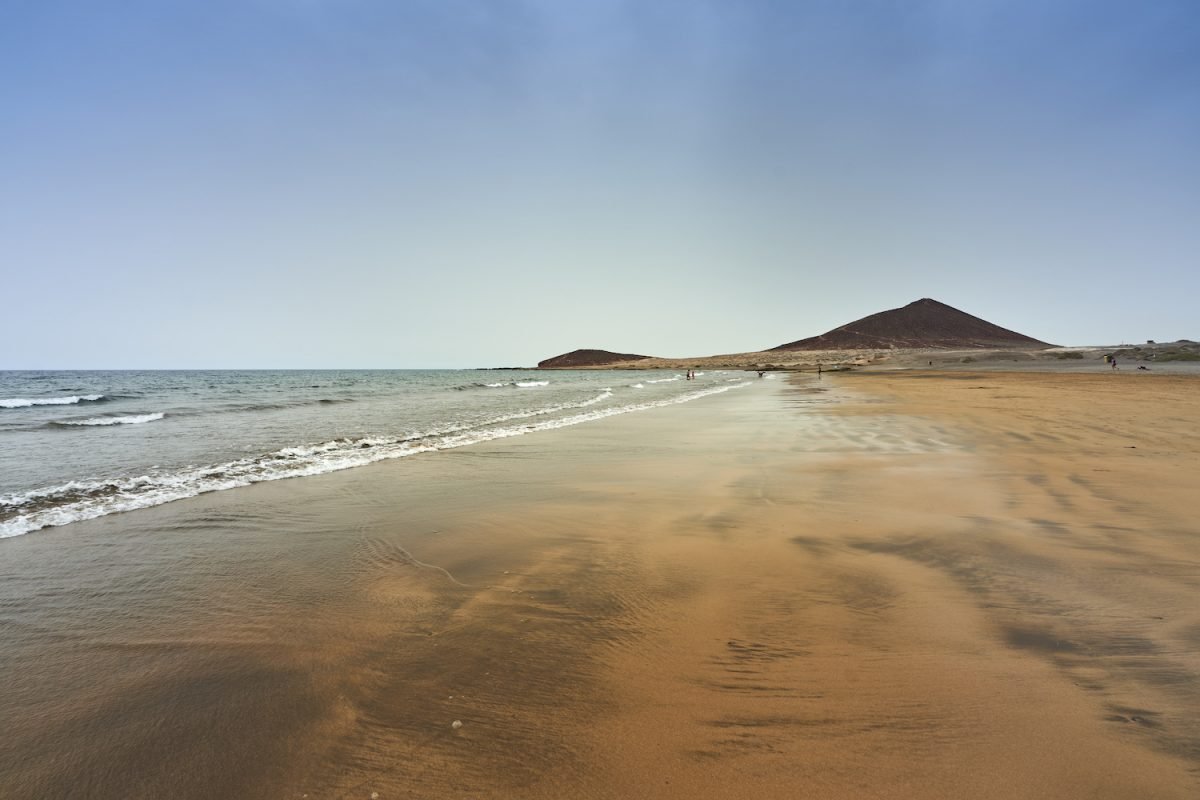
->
[1155,351,1200,362]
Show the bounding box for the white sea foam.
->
[1,394,104,409]
[56,413,165,426]
[645,376,681,384]
[427,389,616,434]
[630,383,645,389]
[485,382,506,388]
[0,382,751,539]
[514,380,549,388]
[576,389,614,407]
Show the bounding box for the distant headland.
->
[537,349,651,369]
[537,298,1053,370]
[532,298,1197,372]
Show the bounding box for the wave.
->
[204,397,356,414]
[54,413,165,427]
[451,382,508,390]
[416,389,617,436]
[0,382,750,539]
[453,380,546,390]
[576,389,614,408]
[645,376,681,384]
[630,383,645,389]
[1,394,105,409]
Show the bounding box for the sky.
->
[2,0,1197,368]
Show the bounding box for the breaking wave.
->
[453,380,549,390]
[54,413,165,427]
[1,394,105,409]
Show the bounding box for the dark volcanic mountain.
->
[538,349,651,368]
[771,298,1052,351]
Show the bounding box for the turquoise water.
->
[1,369,749,537]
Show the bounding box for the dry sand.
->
[5,370,1199,798]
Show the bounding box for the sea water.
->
[0,369,749,538]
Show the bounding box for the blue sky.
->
[2,1,1197,367]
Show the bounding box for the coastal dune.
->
[2,371,1198,798]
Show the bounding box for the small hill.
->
[771,298,1052,351]
[538,349,652,368]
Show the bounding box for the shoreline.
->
[0,370,751,540]
[3,371,1199,798]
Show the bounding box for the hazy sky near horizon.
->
[3,1,1198,368]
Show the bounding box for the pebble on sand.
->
[452,720,463,730]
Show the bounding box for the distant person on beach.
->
[817,364,822,377]
[1111,357,1118,371]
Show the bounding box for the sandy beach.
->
[3,369,1199,798]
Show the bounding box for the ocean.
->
[0,369,751,538]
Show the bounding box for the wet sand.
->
[3,371,1199,798]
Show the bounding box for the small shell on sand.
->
[451,720,463,730]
